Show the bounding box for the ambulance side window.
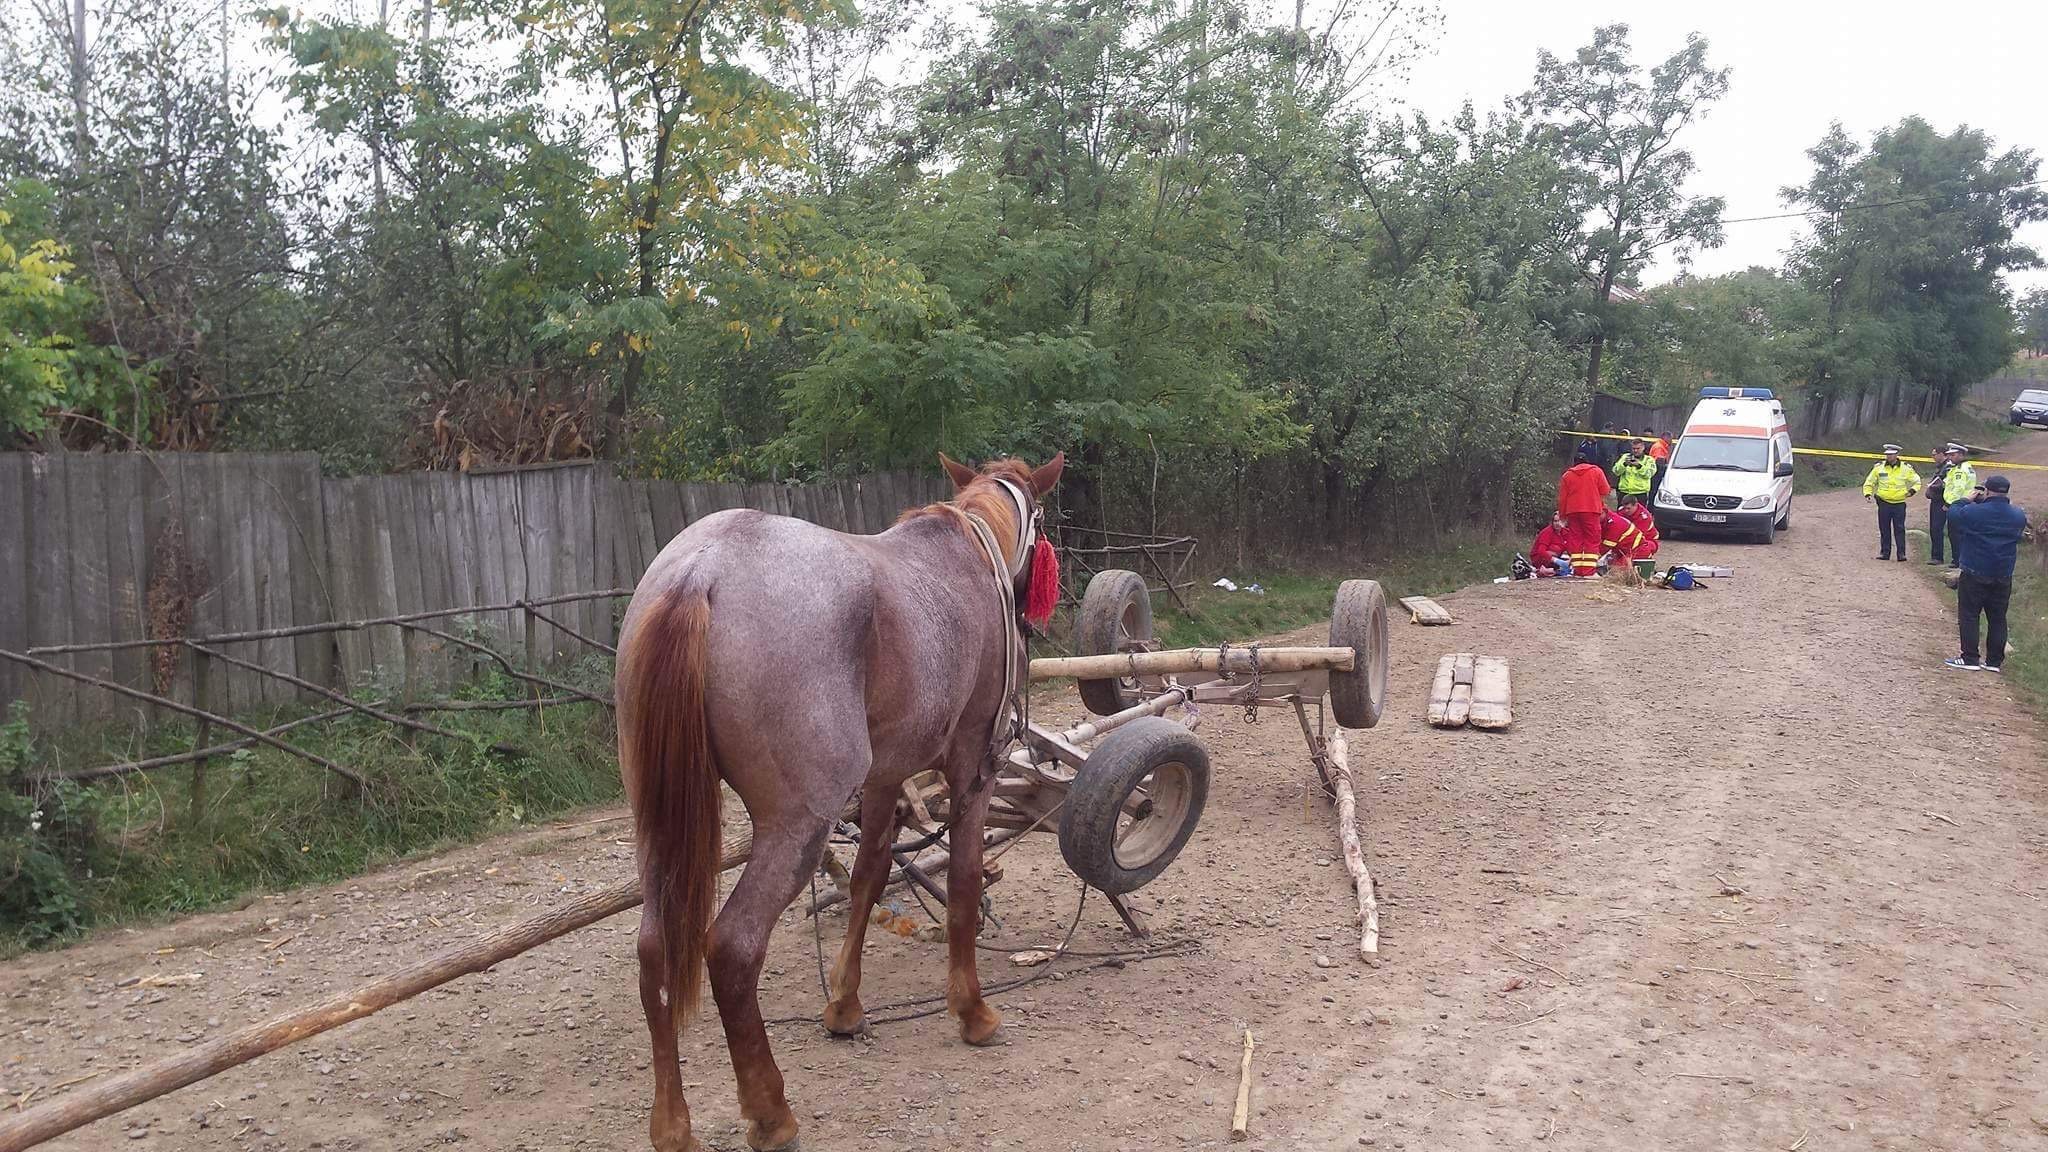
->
[1775,434,1793,471]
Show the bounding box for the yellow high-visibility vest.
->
[1943,461,1977,503]
[1862,461,1920,503]
[1613,454,1657,495]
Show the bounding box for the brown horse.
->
[616,452,1065,1152]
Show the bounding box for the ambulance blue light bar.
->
[1698,387,1775,399]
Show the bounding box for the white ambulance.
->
[1650,387,1795,544]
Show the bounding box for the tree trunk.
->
[70,0,88,176]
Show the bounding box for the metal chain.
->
[1243,643,1262,724]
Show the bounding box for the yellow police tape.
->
[1553,430,2048,472]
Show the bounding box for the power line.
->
[1716,179,2046,226]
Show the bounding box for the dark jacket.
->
[1946,495,2028,581]
[1927,461,1953,501]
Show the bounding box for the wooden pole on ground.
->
[1325,734,1378,956]
[0,830,754,1152]
[1229,1028,1255,1142]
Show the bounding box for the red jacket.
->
[1619,502,1659,556]
[1530,524,1568,567]
[1600,509,1648,560]
[1558,463,1611,515]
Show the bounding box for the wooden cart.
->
[908,570,1391,935]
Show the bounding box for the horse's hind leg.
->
[944,793,1003,1045]
[710,820,829,1152]
[824,785,899,1035]
[637,902,697,1152]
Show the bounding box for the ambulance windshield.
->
[1670,435,1768,473]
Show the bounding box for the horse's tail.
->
[620,587,721,1032]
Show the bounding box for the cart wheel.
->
[1072,569,1155,717]
[1327,579,1388,729]
[1058,717,1209,895]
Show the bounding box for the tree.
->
[1527,23,1728,392]
[1784,117,2045,409]
[0,180,118,441]
[2020,287,2048,358]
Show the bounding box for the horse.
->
[615,451,1065,1152]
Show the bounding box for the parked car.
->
[2012,388,2048,427]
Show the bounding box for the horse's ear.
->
[1029,452,1066,496]
[938,452,979,492]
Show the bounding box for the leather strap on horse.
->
[954,508,1028,813]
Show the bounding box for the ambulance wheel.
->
[1328,579,1389,730]
[1754,517,1776,545]
[1776,502,1791,530]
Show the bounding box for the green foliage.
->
[0,181,119,440]
[1785,118,2046,407]
[1,677,622,953]
[0,704,109,945]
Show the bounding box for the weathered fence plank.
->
[3,454,965,726]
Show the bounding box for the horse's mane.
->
[898,458,1035,571]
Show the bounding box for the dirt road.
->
[8,439,2048,1152]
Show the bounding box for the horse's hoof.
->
[822,998,865,1037]
[746,1118,800,1152]
[960,1006,1004,1047]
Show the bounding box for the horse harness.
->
[951,477,1040,813]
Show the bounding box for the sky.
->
[1388,0,2048,295]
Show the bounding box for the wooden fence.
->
[0,454,950,727]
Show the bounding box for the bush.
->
[0,703,107,946]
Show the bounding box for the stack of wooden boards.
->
[1427,654,1511,730]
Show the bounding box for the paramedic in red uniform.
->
[1557,450,1612,575]
[1617,494,1659,558]
[1529,514,1570,576]
[1600,506,1649,566]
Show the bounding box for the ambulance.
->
[1650,387,1795,544]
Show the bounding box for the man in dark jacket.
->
[1943,474,2029,672]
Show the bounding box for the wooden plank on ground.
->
[1426,655,1456,728]
[1398,595,1455,625]
[1446,653,1475,727]
[1468,657,1513,730]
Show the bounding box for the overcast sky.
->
[1390,0,2048,294]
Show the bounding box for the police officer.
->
[1861,444,1920,561]
[1612,439,1657,506]
[1933,443,1977,565]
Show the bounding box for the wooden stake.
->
[0,830,756,1152]
[1229,1028,1255,1142]
[1326,734,1378,955]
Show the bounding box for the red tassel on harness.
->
[1024,536,1059,627]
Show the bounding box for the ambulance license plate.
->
[1692,513,1728,523]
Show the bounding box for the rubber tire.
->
[1776,501,1791,531]
[1057,717,1210,895]
[1327,579,1389,730]
[1754,515,1776,545]
[1072,569,1154,717]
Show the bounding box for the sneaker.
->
[1896,557,1907,562]
[1944,657,1981,671]
[1984,665,2003,674]
[1926,558,1945,565]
